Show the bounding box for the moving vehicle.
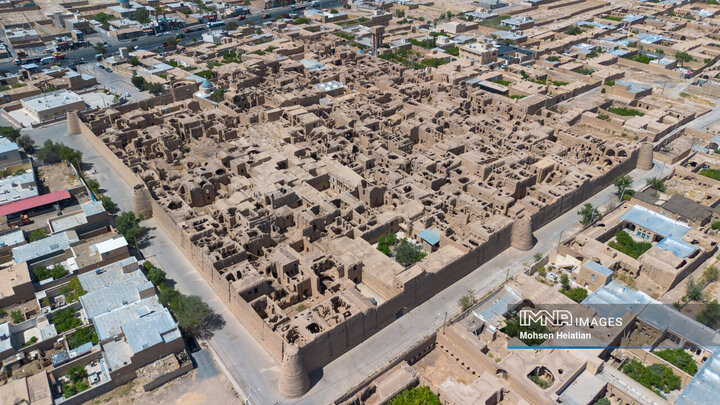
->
[40,56,54,65]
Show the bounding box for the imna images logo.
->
[518,309,573,327]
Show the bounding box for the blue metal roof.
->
[585,260,613,277]
[621,205,690,240]
[582,280,655,319]
[0,137,19,154]
[473,285,522,333]
[656,237,698,258]
[418,228,440,245]
[677,351,720,405]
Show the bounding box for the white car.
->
[96,62,102,67]
[125,92,131,97]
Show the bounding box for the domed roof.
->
[200,79,214,89]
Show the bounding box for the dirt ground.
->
[90,366,239,405]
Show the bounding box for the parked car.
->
[186,337,200,352]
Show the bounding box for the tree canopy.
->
[394,239,426,267]
[115,211,147,247]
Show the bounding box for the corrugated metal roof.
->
[0,189,70,216]
[621,204,690,240]
[677,351,720,405]
[656,237,698,258]
[585,260,613,277]
[418,228,441,245]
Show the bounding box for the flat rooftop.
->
[21,89,84,112]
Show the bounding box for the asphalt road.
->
[0,0,342,74]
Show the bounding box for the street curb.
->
[204,342,252,403]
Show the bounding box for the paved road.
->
[19,122,134,211]
[79,63,151,101]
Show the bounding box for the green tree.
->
[36,139,60,163]
[135,8,151,24]
[675,51,693,67]
[98,195,116,213]
[131,75,146,89]
[158,284,180,309]
[646,177,666,192]
[143,82,164,95]
[28,228,47,242]
[388,386,440,405]
[115,211,147,247]
[578,203,600,226]
[458,289,475,311]
[226,21,238,31]
[128,56,140,66]
[52,308,81,332]
[67,365,87,383]
[144,262,166,285]
[173,295,212,337]
[655,349,698,375]
[614,174,633,201]
[94,12,114,30]
[94,42,108,55]
[697,299,720,328]
[11,310,23,324]
[704,265,719,284]
[686,277,704,302]
[560,274,571,290]
[561,287,588,303]
[394,239,426,267]
[86,178,100,195]
[66,326,98,348]
[16,134,34,152]
[593,399,610,405]
[0,126,20,141]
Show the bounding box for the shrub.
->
[608,230,651,259]
[11,310,23,324]
[33,264,68,281]
[646,177,666,192]
[53,308,81,333]
[66,326,98,349]
[458,289,475,311]
[564,27,584,35]
[561,287,588,303]
[608,107,644,116]
[621,359,681,393]
[23,336,38,347]
[60,278,86,303]
[686,277,704,302]
[699,168,720,181]
[388,386,440,405]
[529,374,550,389]
[697,299,720,328]
[655,349,698,375]
[376,233,397,255]
[28,228,47,242]
[502,317,549,345]
[704,265,719,283]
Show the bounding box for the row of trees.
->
[131,76,165,95]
